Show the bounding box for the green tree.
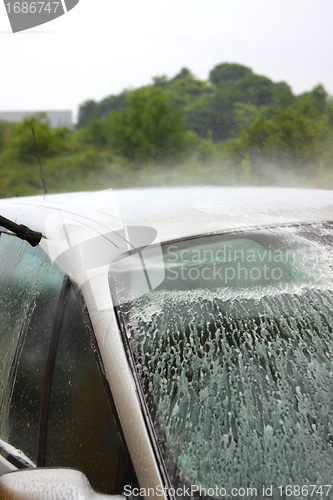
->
[311,84,328,114]
[152,68,211,111]
[209,63,252,85]
[171,67,192,81]
[272,82,295,108]
[185,89,237,141]
[327,97,333,127]
[108,87,193,162]
[98,91,128,118]
[152,75,169,88]
[233,72,276,106]
[77,117,110,149]
[5,115,71,162]
[233,102,261,131]
[77,100,98,128]
[229,107,328,166]
[296,84,329,120]
[184,63,294,141]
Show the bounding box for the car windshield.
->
[111,223,333,498]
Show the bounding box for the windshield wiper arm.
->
[0,215,42,247]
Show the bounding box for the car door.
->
[0,231,136,495]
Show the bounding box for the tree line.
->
[1,62,333,197]
[77,62,333,166]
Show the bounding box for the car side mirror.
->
[0,468,126,500]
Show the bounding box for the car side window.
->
[0,233,65,464]
[0,232,133,494]
[44,284,126,495]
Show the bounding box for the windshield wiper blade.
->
[0,214,42,247]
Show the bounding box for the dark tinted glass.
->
[0,233,64,463]
[45,286,125,495]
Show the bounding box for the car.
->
[0,186,333,500]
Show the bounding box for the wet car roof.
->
[1,187,333,243]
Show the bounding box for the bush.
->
[228,107,328,167]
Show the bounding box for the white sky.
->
[1,0,333,123]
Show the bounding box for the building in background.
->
[0,110,73,129]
